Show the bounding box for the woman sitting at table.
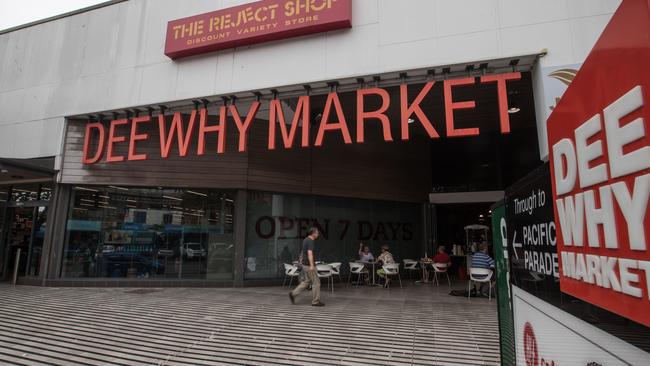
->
[358,243,374,262]
[376,245,396,287]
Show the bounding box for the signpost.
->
[491,200,515,365]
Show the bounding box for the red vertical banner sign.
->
[547,0,650,327]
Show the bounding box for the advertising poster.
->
[505,1,650,365]
[513,286,647,366]
[546,0,650,327]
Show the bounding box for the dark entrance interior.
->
[0,185,51,280]
[434,202,493,246]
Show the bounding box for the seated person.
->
[423,246,451,281]
[376,245,396,287]
[432,245,451,266]
[358,243,374,262]
[471,243,495,296]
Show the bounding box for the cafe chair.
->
[402,259,420,280]
[382,263,402,288]
[432,263,451,287]
[282,263,300,288]
[317,264,334,293]
[348,262,368,286]
[329,262,342,282]
[468,268,494,300]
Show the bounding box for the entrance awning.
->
[0,157,57,186]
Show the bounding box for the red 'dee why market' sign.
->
[547,0,650,327]
[164,0,352,59]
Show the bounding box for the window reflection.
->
[244,191,422,279]
[62,186,235,280]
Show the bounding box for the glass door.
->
[0,184,51,279]
[0,188,7,278]
[5,207,34,277]
[26,206,48,276]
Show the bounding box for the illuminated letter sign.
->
[165,0,352,59]
[79,73,523,164]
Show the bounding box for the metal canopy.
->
[0,157,57,186]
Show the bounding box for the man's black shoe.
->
[289,292,295,304]
[312,302,325,307]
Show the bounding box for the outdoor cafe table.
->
[416,260,433,284]
[356,260,380,286]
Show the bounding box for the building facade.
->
[0,0,621,287]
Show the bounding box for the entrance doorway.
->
[0,184,51,280]
[1,206,48,279]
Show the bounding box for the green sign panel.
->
[491,201,515,365]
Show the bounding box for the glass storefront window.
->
[62,186,235,280]
[7,183,51,202]
[39,186,52,201]
[11,185,40,202]
[244,191,423,279]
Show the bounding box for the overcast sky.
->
[0,0,107,31]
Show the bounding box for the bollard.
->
[12,248,21,286]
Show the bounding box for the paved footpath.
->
[0,283,499,365]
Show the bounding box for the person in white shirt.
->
[358,243,374,262]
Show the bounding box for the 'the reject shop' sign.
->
[547,0,650,327]
[164,0,352,59]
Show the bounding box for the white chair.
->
[468,268,494,300]
[382,263,402,288]
[329,262,342,282]
[432,263,451,287]
[402,259,420,280]
[317,264,334,293]
[282,263,300,288]
[348,262,368,286]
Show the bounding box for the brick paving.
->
[0,281,499,365]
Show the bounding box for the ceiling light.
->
[186,190,208,197]
[1,169,8,174]
[163,195,183,201]
[108,185,129,191]
[507,90,520,114]
[74,187,98,192]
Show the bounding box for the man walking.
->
[289,227,325,306]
